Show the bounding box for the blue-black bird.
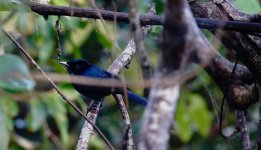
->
[60,59,147,106]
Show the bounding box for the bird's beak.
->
[59,61,69,67]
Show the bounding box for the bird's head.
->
[60,59,90,75]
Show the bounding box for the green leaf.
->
[175,92,212,142]
[0,98,15,131]
[1,97,19,117]
[0,107,10,150]
[17,12,35,35]
[67,22,93,51]
[0,0,18,11]
[50,0,68,5]
[33,16,55,63]
[0,0,30,11]
[0,54,35,92]
[95,20,116,49]
[27,99,46,131]
[188,94,212,137]
[43,92,69,146]
[234,0,261,14]
[54,113,69,146]
[175,97,194,142]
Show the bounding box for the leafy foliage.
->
[0,0,259,149]
[0,54,35,92]
[176,93,212,142]
[234,0,261,14]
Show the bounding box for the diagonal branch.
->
[76,100,102,150]
[77,20,153,150]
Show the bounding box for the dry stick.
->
[236,111,251,150]
[1,29,115,150]
[55,16,62,61]
[112,94,134,149]
[28,2,261,33]
[128,0,153,97]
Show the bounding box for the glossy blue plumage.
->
[62,59,147,106]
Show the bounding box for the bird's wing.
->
[84,65,125,93]
[86,65,120,80]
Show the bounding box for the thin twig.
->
[219,57,240,139]
[236,111,251,150]
[1,28,115,150]
[113,94,135,150]
[55,16,62,61]
[128,1,153,97]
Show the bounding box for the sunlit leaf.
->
[176,92,212,142]
[50,0,68,5]
[1,97,19,117]
[234,0,261,14]
[188,94,212,137]
[95,20,117,49]
[67,21,93,52]
[175,96,194,142]
[0,98,15,131]
[33,16,55,63]
[0,54,35,92]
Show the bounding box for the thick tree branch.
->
[76,101,102,150]
[206,53,258,110]
[27,2,261,33]
[190,0,261,84]
[138,0,215,149]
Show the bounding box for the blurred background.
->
[0,0,260,149]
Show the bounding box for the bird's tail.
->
[127,91,147,106]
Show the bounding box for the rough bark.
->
[190,0,261,85]
[206,53,259,110]
[138,0,214,149]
